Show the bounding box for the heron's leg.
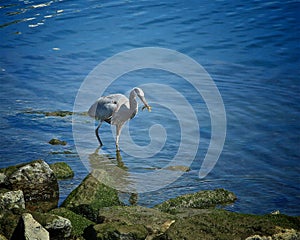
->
[115,124,123,151]
[95,122,103,146]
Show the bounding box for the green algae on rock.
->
[49,162,74,180]
[0,209,23,240]
[162,209,300,240]
[85,222,148,240]
[155,188,237,214]
[50,207,94,238]
[48,138,67,146]
[93,206,176,240]
[61,173,122,221]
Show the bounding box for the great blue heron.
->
[88,87,152,150]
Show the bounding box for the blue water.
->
[1,0,299,215]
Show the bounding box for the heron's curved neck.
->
[129,92,138,111]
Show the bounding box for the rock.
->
[0,190,25,210]
[45,215,72,240]
[86,222,148,240]
[0,173,5,185]
[165,165,190,172]
[162,209,300,240]
[93,206,176,239]
[245,235,271,240]
[0,209,22,239]
[246,227,300,240]
[50,207,95,238]
[272,227,300,240]
[0,234,7,240]
[32,212,72,240]
[4,159,59,212]
[45,111,73,117]
[11,213,49,240]
[49,162,74,179]
[155,188,237,213]
[61,173,122,221]
[48,138,67,145]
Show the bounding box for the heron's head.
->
[133,87,152,112]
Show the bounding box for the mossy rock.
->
[0,209,24,239]
[165,165,190,172]
[45,111,73,117]
[61,174,122,221]
[162,209,300,240]
[50,207,94,238]
[49,162,74,179]
[2,159,59,212]
[85,222,148,240]
[97,206,176,238]
[155,188,237,213]
[49,138,67,145]
[0,234,7,240]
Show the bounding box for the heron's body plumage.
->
[88,88,151,150]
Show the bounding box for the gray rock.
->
[31,212,73,239]
[0,190,25,210]
[5,159,59,212]
[50,207,95,238]
[44,215,72,240]
[12,213,49,240]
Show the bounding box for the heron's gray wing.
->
[88,94,127,122]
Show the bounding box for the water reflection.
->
[88,147,138,204]
[0,1,64,29]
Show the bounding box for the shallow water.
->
[1,0,299,215]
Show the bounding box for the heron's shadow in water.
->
[89,147,128,171]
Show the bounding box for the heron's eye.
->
[113,101,117,104]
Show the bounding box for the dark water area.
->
[1,0,299,215]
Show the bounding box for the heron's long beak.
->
[140,96,152,112]
[142,105,152,112]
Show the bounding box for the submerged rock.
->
[0,190,25,210]
[49,162,74,179]
[45,111,73,117]
[155,188,237,213]
[165,165,190,172]
[11,213,49,240]
[61,173,122,222]
[48,138,67,146]
[3,159,59,212]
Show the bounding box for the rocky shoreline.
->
[0,159,299,240]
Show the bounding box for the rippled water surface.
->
[1,0,299,215]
